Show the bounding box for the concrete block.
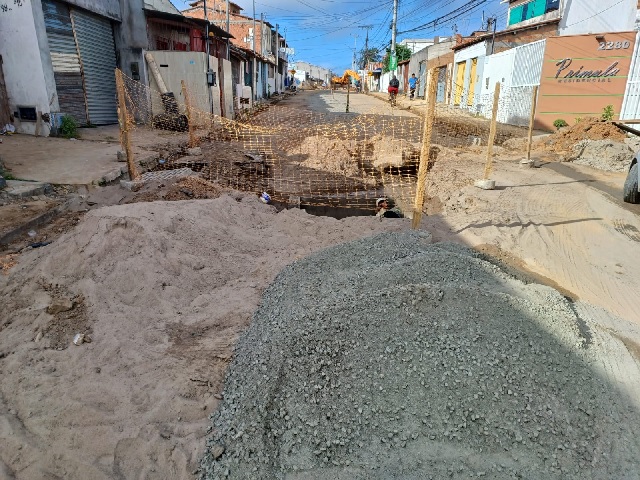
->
[474,179,496,190]
[120,179,144,192]
[101,168,123,184]
[5,180,51,198]
[520,159,536,168]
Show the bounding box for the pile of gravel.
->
[200,232,640,479]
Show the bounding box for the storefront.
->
[536,31,636,130]
[42,0,119,126]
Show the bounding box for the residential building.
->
[506,0,636,36]
[398,38,434,53]
[290,61,331,86]
[0,0,234,135]
[407,37,455,100]
[182,1,289,99]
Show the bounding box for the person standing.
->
[408,73,418,100]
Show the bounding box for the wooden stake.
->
[181,80,196,147]
[483,82,501,180]
[412,68,438,229]
[115,69,137,180]
[526,85,539,163]
[346,82,350,113]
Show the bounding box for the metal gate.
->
[0,55,10,125]
[42,0,87,124]
[620,32,640,120]
[436,67,446,102]
[417,61,426,97]
[42,0,117,125]
[71,9,118,124]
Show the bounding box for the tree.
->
[382,44,412,72]
[358,47,381,69]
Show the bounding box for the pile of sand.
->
[0,195,409,479]
[200,233,640,479]
[547,118,626,153]
[294,136,360,177]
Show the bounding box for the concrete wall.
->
[64,0,121,20]
[560,0,636,35]
[115,0,148,87]
[0,0,54,135]
[454,41,488,63]
[147,51,225,118]
[222,58,234,117]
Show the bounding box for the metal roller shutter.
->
[71,9,118,125]
[42,0,87,124]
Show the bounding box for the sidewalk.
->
[0,129,124,185]
[0,124,189,185]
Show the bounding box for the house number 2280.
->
[598,41,630,50]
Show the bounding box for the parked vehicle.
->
[623,153,639,203]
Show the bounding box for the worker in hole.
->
[375,197,403,218]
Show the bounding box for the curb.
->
[0,199,71,249]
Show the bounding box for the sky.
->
[172,0,508,74]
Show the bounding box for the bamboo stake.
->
[115,69,137,180]
[181,80,196,147]
[483,82,501,180]
[412,68,438,229]
[526,85,539,163]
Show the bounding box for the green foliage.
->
[382,44,412,72]
[553,119,568,130]
[60,115,78,139]
[601,104,614,122]
[358,47,381,69]
[574,117,583,124]
[0,158,16,180]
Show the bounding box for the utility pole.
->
[260,12,265,97]
[252,0,256,101]
[350,33,359,71]
[226,0,230,59]
[358,25,373,69]
[390,0,398,73]
[488,16,497,54]
[275,23,279,94]
[203,0,213,113]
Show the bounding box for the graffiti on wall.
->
[1,0,24,13]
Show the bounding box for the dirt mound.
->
[127,176,227,203]
[200,233,640,479]
[0,196,410,479]
[547,118,626,153]
[294,136,360,177]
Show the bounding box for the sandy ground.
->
[1,91,640,479]
[0,195,410,479]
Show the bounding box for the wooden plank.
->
[483,82,501,180]
[412,68,438,229]
[526,85,539,162]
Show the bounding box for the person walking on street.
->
[408,73,418,100]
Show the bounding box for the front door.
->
[454,61,466,105]
[0,55,10,125]
[467,58,478,107]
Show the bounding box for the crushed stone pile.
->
[567,139,633,172]
[200,232,640,479]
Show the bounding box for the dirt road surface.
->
[1,90,640,479]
